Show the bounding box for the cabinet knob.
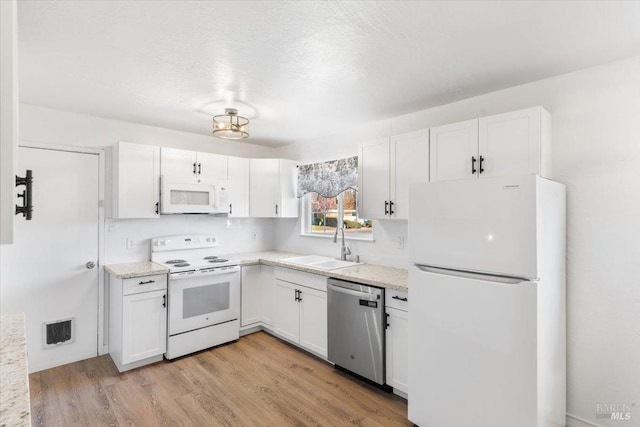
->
[86,261,96,269]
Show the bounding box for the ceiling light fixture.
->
[212,108,249,140]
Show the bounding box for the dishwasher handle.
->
[328,283,379,301]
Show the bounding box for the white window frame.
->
[300,192,374,241]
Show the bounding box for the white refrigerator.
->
[407,174,566,427]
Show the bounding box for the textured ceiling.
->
[17,1,640,147]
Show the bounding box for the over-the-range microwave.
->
[160,176,228,214]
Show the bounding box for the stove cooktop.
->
[150,234,240,273]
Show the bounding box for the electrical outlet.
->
[126,238,135,249]
[251,232,258,241]
[397,236,405,249]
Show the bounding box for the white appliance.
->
[151,234,240,359]
[407,175,566,427]
[160,176,228,214]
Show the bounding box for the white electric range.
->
[151,234,240,359]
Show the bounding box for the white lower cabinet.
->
[273,268,328,358]
[122,290,167,365]
[274,280,301,342]
[109,273,167,372]
[261,266,276,327]
[386,290,409,395]
[241,265,262,327]
[240,264,275,329]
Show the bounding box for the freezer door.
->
[408,265,538,427]
[409,174,539,279]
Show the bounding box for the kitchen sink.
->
[282,256,361,271]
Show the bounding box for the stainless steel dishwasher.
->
[327,278,387,386]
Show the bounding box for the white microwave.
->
[160,176,228,214]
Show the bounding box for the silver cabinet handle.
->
[86,261,96,269]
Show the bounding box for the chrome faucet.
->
[333,226,352,261]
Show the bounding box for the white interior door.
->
[0,147,100,372]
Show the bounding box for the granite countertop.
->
[0,313,31,427]
[224,250,408,291]
[104,261,169,279]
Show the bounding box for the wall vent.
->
[42,317,75,349]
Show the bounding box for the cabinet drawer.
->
[123,274,167,296]
[274,267,327,292]
[385,289,408,311]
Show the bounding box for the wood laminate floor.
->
[29,331,410,426]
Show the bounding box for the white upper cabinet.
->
[160,147,228,183]
[390,130,430,220]
[226,156,250,217]
[197,152,228,182]
[359,138,390,220]
[160,147,197,181]
[430,106,552,182]
[430,119,479,182]
[478,106,551,178]
[360,130,429,219]
[112,141,160,219]
[249,158,298,218]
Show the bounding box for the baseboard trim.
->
[566,412,606,427]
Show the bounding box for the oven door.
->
[168,266,240,335]
[160,176,219,214]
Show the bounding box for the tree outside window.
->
[307,189,373,238]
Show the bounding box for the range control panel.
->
[151,234,218,251]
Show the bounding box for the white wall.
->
[105,216,275,264]
[15,103,281,262]
[277,56,640,427]
[19,103,277,158]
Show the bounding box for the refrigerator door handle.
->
[414,264,533,285]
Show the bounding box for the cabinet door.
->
[116,142,160,218]
[227,156,250,217]
[160,147,197,181]
[260,265,276,326]
[299,287,328,358]
[390,129,430,220]
[278,159,299,218]
[249,159,280,217]
[241,265,262,327]
[478,107,542,178]
[122,289,167,365]
[197,152,228,183]
[385,306,408,394]
[359,138,390,219]
[429,119,478,182]
[273,280,300,343]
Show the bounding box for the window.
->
[303,189,373,239]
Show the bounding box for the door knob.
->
[86,261,96,269]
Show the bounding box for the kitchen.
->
[1,2,639,427]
